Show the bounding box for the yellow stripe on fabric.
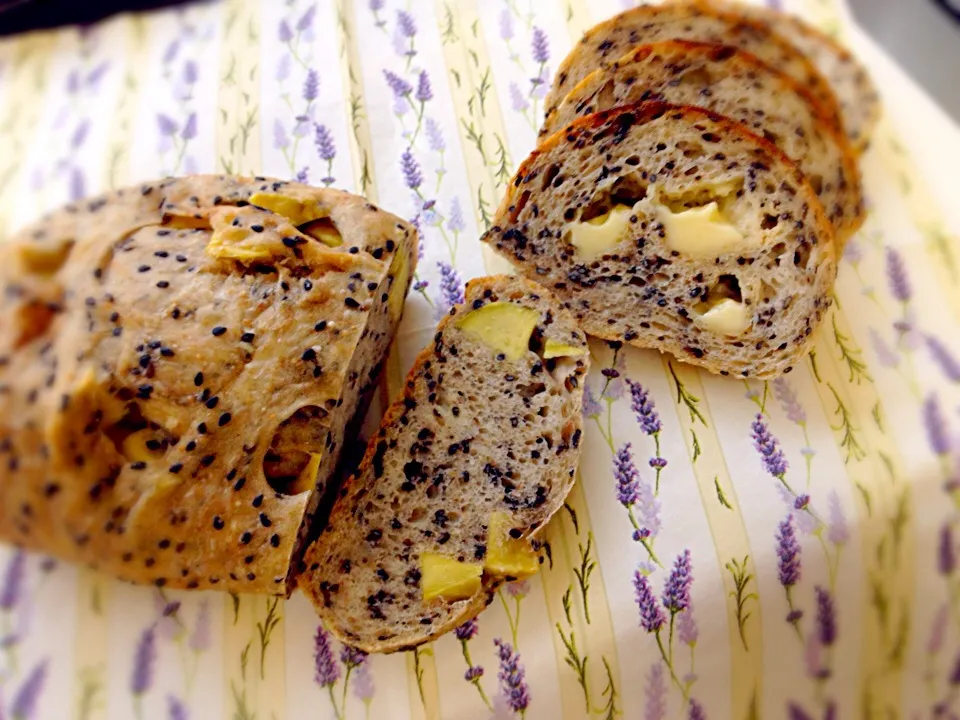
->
[798,0,960,326]
[215,4,286,718]
[561,0,593,40]
[105,15,148,190]
[0,33,56,241]
[807,306,914,717]
[216,0,262,177]
[439,4,626,716]
[72,18,150,719]
[662,359,763,719]
[540,479,624,720]
[333,0,403,414]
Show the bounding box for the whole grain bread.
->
[689,0,879,152]
[299,275,589,652]
[542,40,863,244]
[543,1,842,133]
[0,175,417,594]
[484,102,838,379]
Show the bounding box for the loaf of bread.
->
[299,275,589,652]
[543,1,842,136]
[0,175,417,594]
[542,40,864,244]
[689,0,879,152]
[484,102,838,379]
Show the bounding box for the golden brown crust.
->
[0,175,417,594]
[544,1,843,132]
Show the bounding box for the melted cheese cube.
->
[568,205,634,260]
[659,202,750,259]
[699,298,751,336]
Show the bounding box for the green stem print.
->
[725,556,757,652]
[256,597,282,680]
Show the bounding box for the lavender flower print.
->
[614,444,661,563]
[10,659,47,720]
[0,550,25,611]
[815,586,837,646]
[614,443,641,507]
[826,491,849,546]
[455,618,479,642]
[939,522,956,576]
[677,600,698,647]
[436,261,464,319]
[494,638,530,714]
[416,71,433,103]
[923,393,950,458]
[927,335,960,382]
[314,124,336,186]
[401,149,423,191]
[752,413,789,480]
[510,83,530,113]
[369,0,385,28]
[928,603,949,655]
[531,26,549,65]
[168,695,188,720]
[340,645,367,669]
[776,514,801,588]
[627,379,667,487]
[353,658,375,703]
[634,570,666,633]
[772,378,814,479]
[395,10,417,66]
[314,625,341,688]
[688,698,707,720]
[645,661,666,720]
[465,666,484,681]
[583,384,603,419]
[869,327,900,368]
[132,626,156,695]
[885,246,911,303]
[189,600,211,652]
[663,550,693,615]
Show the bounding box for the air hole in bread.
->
[594,78,616,110]
[761,214,779,230]
[19,239,75,275]
[714,275,743,304]
[579,174,649,223]
[762,129,780,145]
[541,164,562,191]
[807,175,824,195]
[263,405,330,495]
[509,190,532,224]
[680,66,713,89]
[677,141,704,159]
[794,241,812,269]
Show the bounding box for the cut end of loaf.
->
[485,102,838,379]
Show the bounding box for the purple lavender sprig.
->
[436,262,464,318]
[465,665,484,681]
[689,699,707,720]
[493,639,530,713]
[168,695,187,720]
[751,413,789,482]
[353,659,375,701]
[397,10,417,38]
[383,70,412,99]
[303,69,319,102]
[815,586,836,646]
[401,149,422,191]
[340,645,367,670]
[940,522,956,576]
[455,618,478,641]
[0,550,25,611]
[633,570,665,633]
[11,659,48,720]
[776,514,801,588]
[645,661,666,720]
[885,247,911,303]
[446,197,464,234]
[677,600,699,647]
[627,379,667,488]
[923,393,950,457]
[314,625,341,688]
[531,27,549,64]
[314,123,336,186]
[415,71,432,103]
[131,626,156,695]
[663,550,693,614]
[614,443,640,507]
[926,335,960,383]
[188,600,211,652]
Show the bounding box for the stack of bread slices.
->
[484,0,877,379]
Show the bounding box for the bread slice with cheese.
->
[689,0,879,152]
[543,1,842,134]
[0,175,417,594]
[299,275,589,652]
[542,40,863,244]
[484,102,838,379]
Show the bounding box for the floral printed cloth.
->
[0,0,958,718]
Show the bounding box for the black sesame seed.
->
[200,454,216,467]
[366,529,382,543]
[185,440,197,452]
[250,224,264,233]
[270,534,280,547]
[154,250,169,258]
[156,281,170,289]
[175,254,187,262]
[304,280,313,291]
[302,348,317,361]
[158,539,170,549]
[197,422,207,434]
[314,321,327,331]
[218,412,232,427]
[234,477,246,491]
[252,494,264,508]
[131,461,146,470]
[241,532,252,544]
[138,265,151,273]
[169,463,183,474]
[213,516,224,530]
[160,347,174,357]
[205,397,219,409]
[509,528,522,539]
[259,513,272,527]
[211,326,227,337]
[344,298,360,309]
[240,332,255,343]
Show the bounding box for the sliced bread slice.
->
[541,40,864,244]
[690,0,879,152]
[483,102,838,379]
[543,1,842,133]
[299,275,589,652]
[0,176,417,594]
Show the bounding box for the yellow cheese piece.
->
[485,511,540,578]
[568,205,634,260]
[699,298,751,336]
[291,452,323,495]
[300,218,343,247]
[387,245,411,323]
[455,303,539,361]
[658,202,748,259]
[543,339,587,359]
[19,241,73,275]
[421,553,483,602]
[249,192,328,226]
[206,225,275,261]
